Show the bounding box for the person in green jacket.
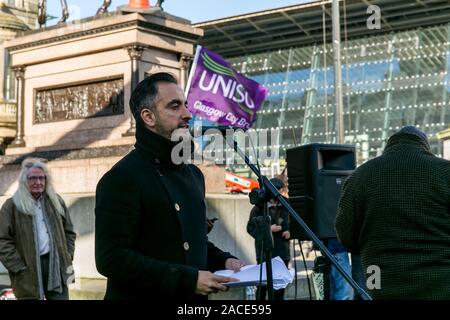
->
[336,126,450,299]
[0,158,76,300]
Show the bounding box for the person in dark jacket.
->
[95,72,245,300]
[246,177,290,300]
[336,126,450,299]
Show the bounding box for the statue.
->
[38,0,68,28]
[96,0,112,15]
[37,0,46,27]
[155,0,164,10]
[38,0,113,28]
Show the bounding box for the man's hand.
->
[206,218,218,234]
[225,258,246,272]
[281,230,291,239]
[271,224,282,233]
[195,271,238,296]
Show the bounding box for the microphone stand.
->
[252,185,275,300]
[226,135,372,301]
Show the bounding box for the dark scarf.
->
[41,196,63,294]
[32,195,63,299]
[134,120,192,169]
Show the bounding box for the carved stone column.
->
[179,53,193,90]
[123,45,144,136]
[10,65,26,147]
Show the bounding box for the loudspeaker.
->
[286,144,355,240]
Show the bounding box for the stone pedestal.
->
[3,10,202,155]
[0,9,228,195]
[0,7,227,196]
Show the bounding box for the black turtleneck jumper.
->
[95,121,234,300]
[336,132,450,299]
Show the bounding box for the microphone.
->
[189,125,246,136]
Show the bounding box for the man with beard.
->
[95,72,245,300]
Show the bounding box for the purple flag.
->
[185,46,268,130]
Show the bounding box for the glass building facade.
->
[222,23,450,174]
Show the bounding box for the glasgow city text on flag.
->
[185,46,268,130]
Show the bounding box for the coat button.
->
[175,203,180,211]
[183,242,189,251]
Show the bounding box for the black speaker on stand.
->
[286,143,355,240]
[286,143,355,300]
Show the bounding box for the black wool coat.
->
[95,122,234,300]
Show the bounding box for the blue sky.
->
[47,0,309,25]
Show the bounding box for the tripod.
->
[226,135,372,301]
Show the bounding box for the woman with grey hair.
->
[0,158,76,300]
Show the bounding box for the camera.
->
[249,177,286,206]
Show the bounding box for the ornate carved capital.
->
[127,45,145,61]
[13,66,26,79]
[180,54,194,70]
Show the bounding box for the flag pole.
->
[184,45,202,96]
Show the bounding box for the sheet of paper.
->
[214,256,294,289]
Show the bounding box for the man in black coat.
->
[95,72,245,300]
